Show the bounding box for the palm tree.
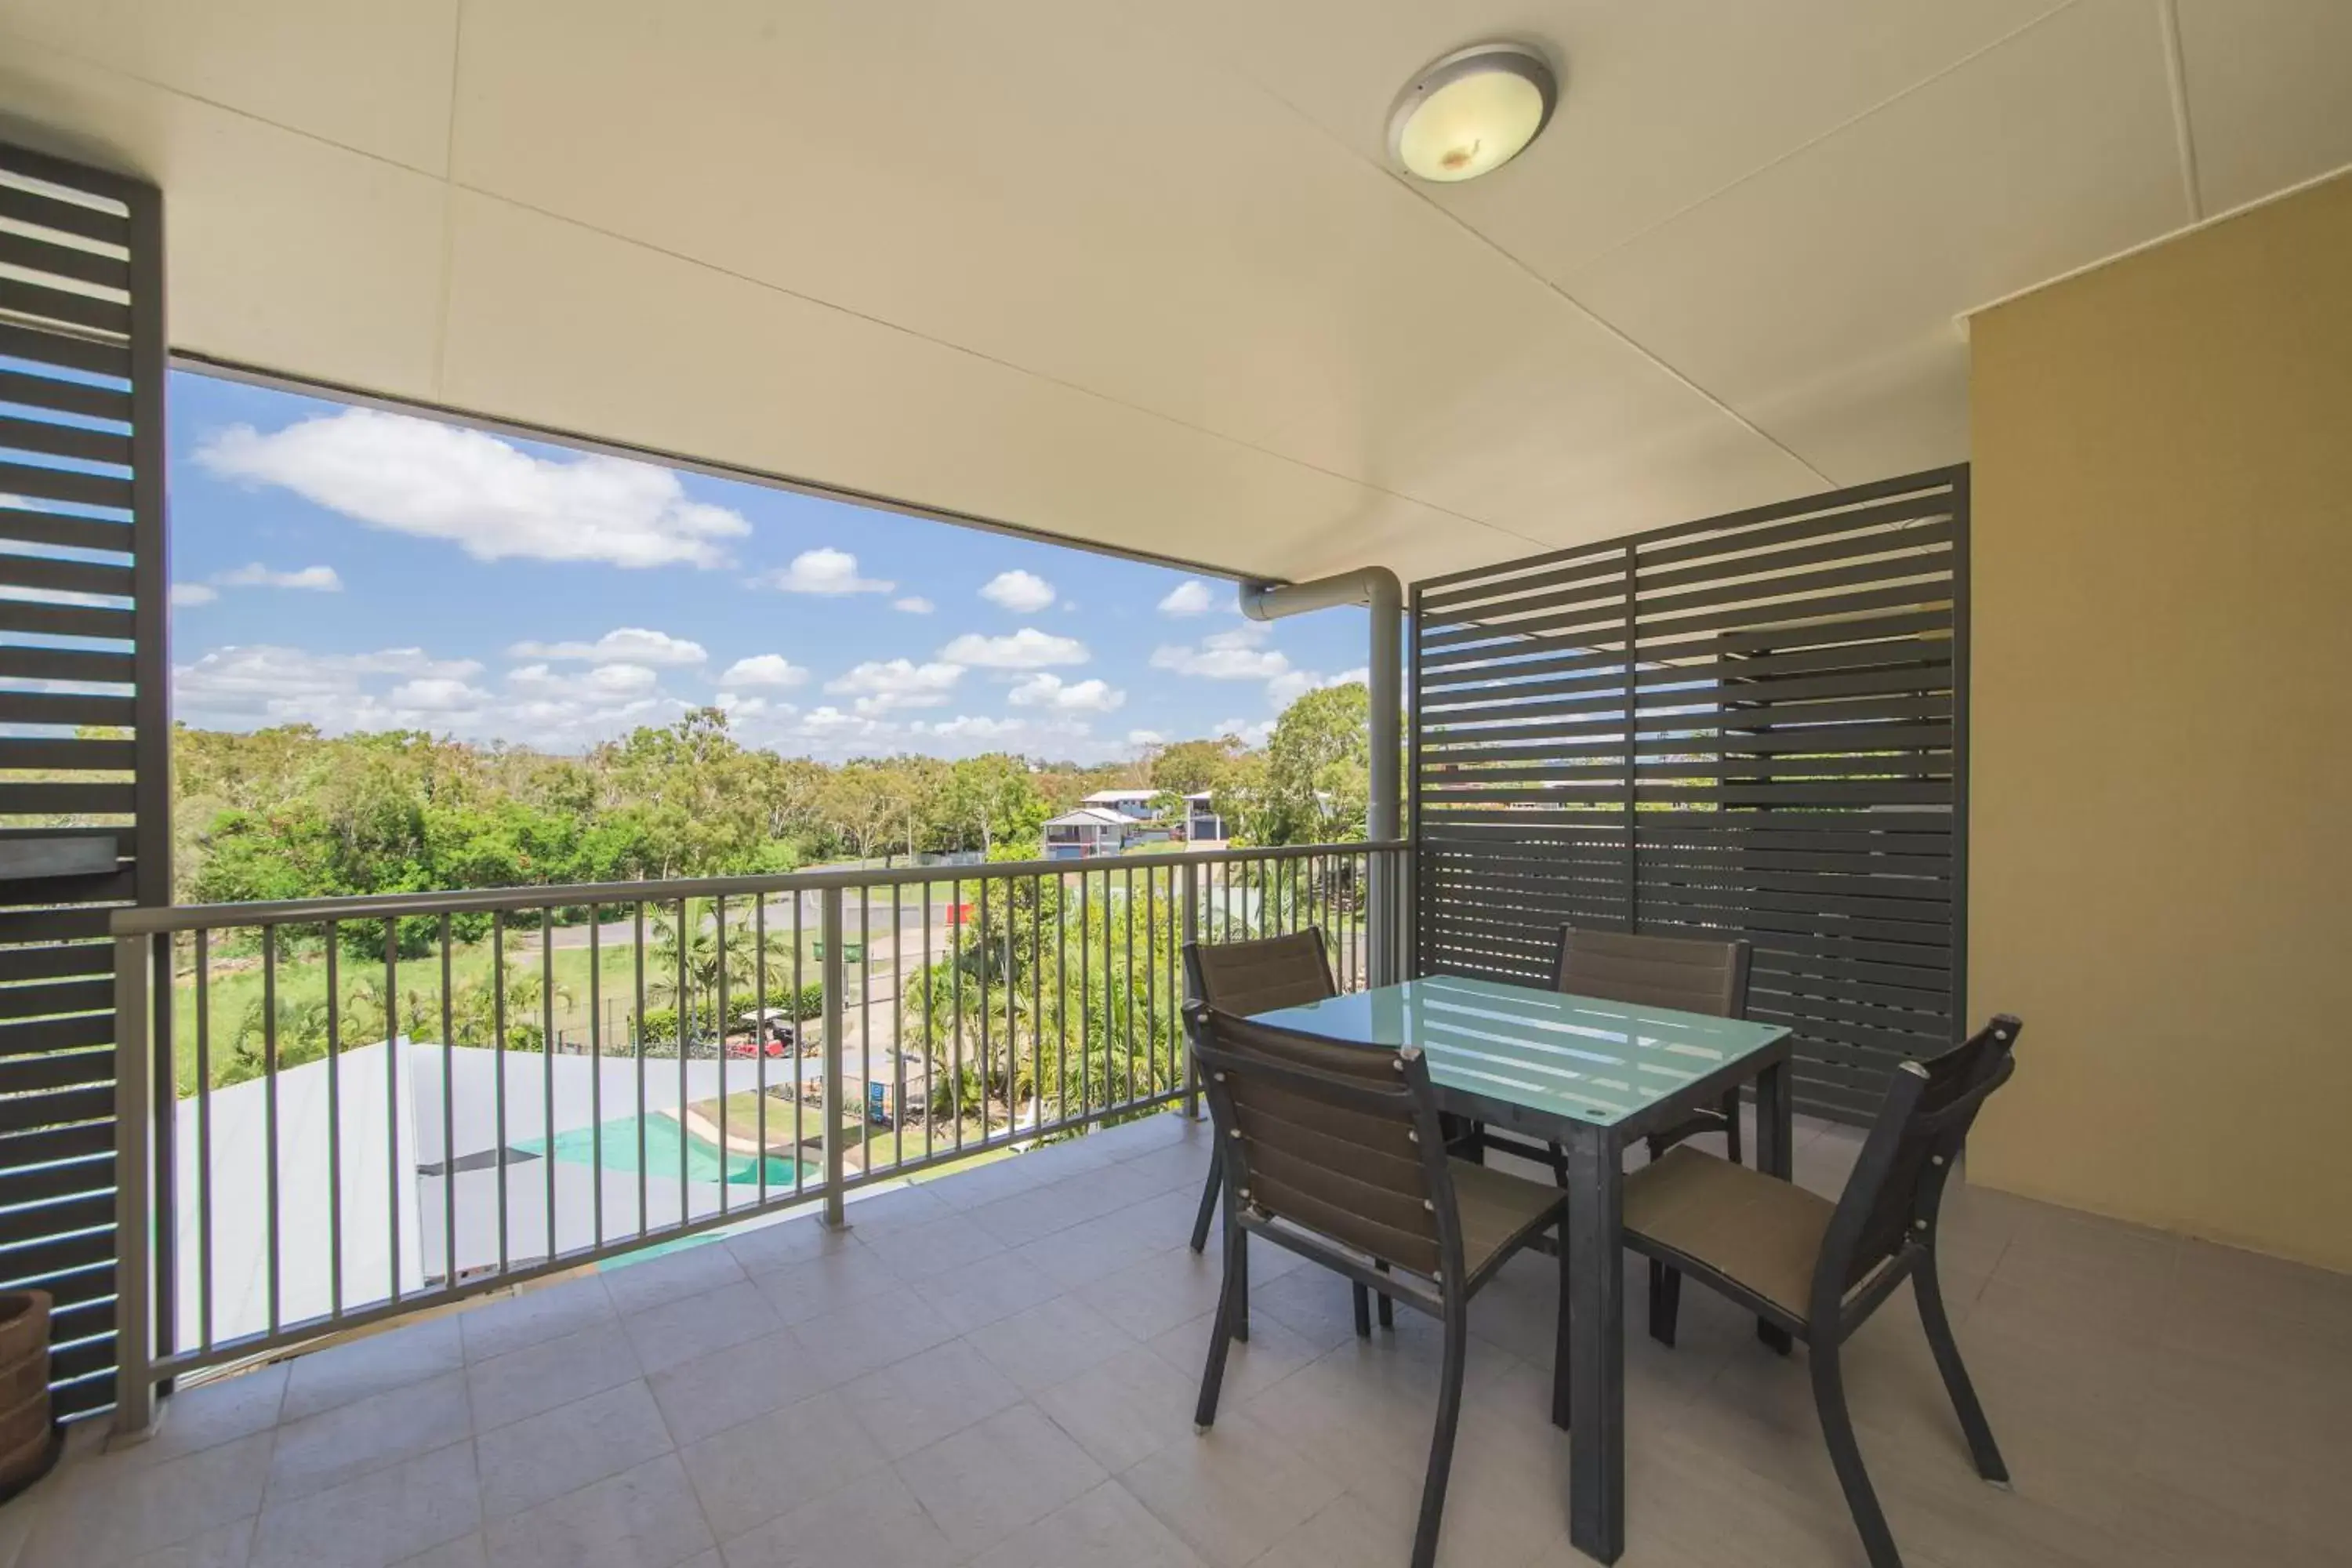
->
[648,896,796,1029]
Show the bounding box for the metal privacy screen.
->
[1410,468,1965,1123]
[0,140,170,1418]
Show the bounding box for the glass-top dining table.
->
[1254,973,1795,1565]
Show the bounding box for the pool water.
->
[522,1112,798,1188]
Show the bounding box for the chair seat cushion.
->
[1622,1146,1835,1319]
[1450,1158,1566,1277]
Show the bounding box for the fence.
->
[1412,467,1965,1123]
[108,840,1406,1428]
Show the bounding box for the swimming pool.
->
[521,1112,799,1188]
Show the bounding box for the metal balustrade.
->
[106,840,1406,1429]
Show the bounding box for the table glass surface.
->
[1251,975,1791,1129]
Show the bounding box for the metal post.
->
[112,933,156,1436]
[820,887,848,1229]
[1181,860,1201,1120]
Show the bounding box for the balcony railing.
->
[107,840,1407,1428]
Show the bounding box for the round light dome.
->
[1387,43,1557,183]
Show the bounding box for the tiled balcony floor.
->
[9,1109,2350,1568]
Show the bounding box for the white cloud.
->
[196,408,749,568]
[1151,623,1290,681]
[937,627,1089,670]
[1007,673,1124,713]
[892,596,935,615]
[387,676,491,712]
[170,583,218,607]
[717,653,810,688]
[764,547,894,595]
[1157,579,1214,616]
[826,659,965,714]
[508,627,707,666]
[980,569,1056,613]
[1127,729,1167,749]
[1266,664,1370,710]
[215,562,343,592]
[1214,717,1277,746]
[507,662,659,702]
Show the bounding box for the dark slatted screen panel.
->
[1412,469,1965,1122]
[0,140,167,1418]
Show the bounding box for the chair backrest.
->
[1815,1014,2024,1308]
[1188,1005,1459,1283]
[1185,929,1337,1017]
[1555,926,1751,1019]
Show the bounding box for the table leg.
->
[1563,1124,1624,1563]
[1754,1054,1796,1355]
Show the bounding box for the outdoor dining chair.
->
[1185,1002,1571,1568]
[1621,1014,2023,1568]
[1182,930,1338,1257]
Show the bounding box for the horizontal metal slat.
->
[1634,499,1956,575]
[0,504,132,556]
[0,411,132,468]
[0,599,134,640]
[0,782,137,815]
[0,1190,114,1248]
[0,1154,111,1214]
[0,181,130,247]
[0,907,122,943]
[0,320,130,381]
[0,365,132,423]
[0,1120,112,1170]
[0,275,130,336]
[0,1228,116,1286]
[0,550,133,597]
[0,228,130,292]
[0,645,136,684]
[0,977,113,1019]
[0,689,136,725]
[0,737,136,771]
[0,456,132,510]
[0,942,114,984]
[0,1082,112,1135]
[0,1012,115,1057]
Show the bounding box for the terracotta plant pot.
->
[0,1291,59,1500]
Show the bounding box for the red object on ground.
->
[946,902,975,927]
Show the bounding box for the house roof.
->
[1082,789,1161,804]
[1047,807,1131,829]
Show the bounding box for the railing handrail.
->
[112,839,1407,934]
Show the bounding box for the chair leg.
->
[1810,1336,1904,1568]
[1352,1281,1372,1338]
[1647,1260,1680,1348]
[1188,1151,1221,1255]
[1546,1141,1568,1189]
[1722,1088,1744,1166]
[1552,1219,1573,1431]
[1915,1250,2009,1484]
[1196,1215,1241,1429]
[1412,1301,1471,1568]
[1375,1261,1394,1330]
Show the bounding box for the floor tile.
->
[968,1478,1207,1568]
[1118,1410,1346,1568]
[267,1371,472,1505]
[913,1247,1064,1335]
[747,1247,902,1327]
[128,1364,288,1468]
[281,1318,465,1424]
[475,1379,673,1520]
[647,1327,844,1448]
[1074,1245,1228,1343]
[600,1242,747,1318]
[621,1279,782,1377]
[843,1337,1023,1459]
[116,1517,256,1568]
[466,1318,641,1434]
[1032,1345,1200,1473]
[785,1287,957,1385]
[680,1389,887,1541]
[23,1430,274,1568]
[481,1453,712,1568]
[894,1402,1107,1555]
[390,1534,489,1568]
[251,1439,480,1568]
[969,1294,1135,1393]
[716,1466,960,1568]
[722,1211,855,1277]
[855,1212,1009,1282]
[458,1276,617,1364]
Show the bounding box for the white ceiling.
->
[1,0,2346,583]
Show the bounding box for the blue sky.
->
[166,371,1367,762]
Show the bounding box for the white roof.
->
[1047,807,1131,828]
[1082,789,1160,804]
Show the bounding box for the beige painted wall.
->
[1968,171,2352,1272]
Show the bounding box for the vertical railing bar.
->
[793,892,804,1196]
[1123,864,1136,1110]
[1003,873,1016,1135]
[858,886,871,1172]
[755,894,768,1209]
[493,910,509,1274]
[323,926,341,1322]
[633,902,648,1240]
[263,924,281,1336]
[1181,860,1200,1120]
[820,887,845,1226]
[675,897,689,1231]
[194,930,212,1353]
[589,906,603,1247]
[976,877,991,1147]
[541,910,556,1252]
[385,918,401,1304]
[1102,866,1113,1115]
[919,880,931,1166]
[891,880,903,1173]
[1054,870,1068,1134]
[1029,870,1042,1134]
[441,914,456,1284]
[1145,865,1158,1108]
[110,933,156,1435]
[950,876,964,1153]
[716,895,729,1215]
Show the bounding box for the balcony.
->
[12,1097,2347,1568]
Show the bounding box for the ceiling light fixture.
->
[1386,42,1557,183]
